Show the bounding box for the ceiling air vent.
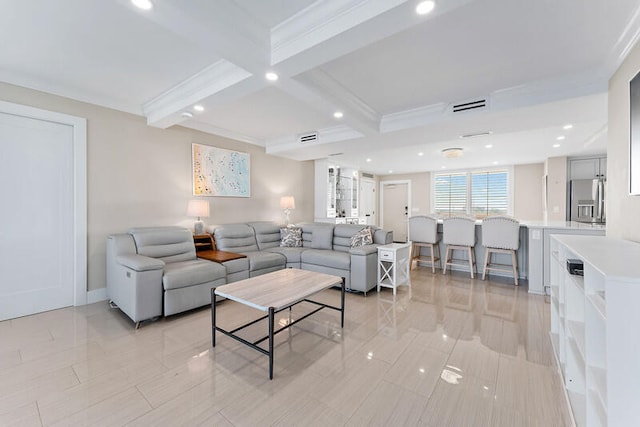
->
[299,132,318,144]
[362,172,374,178]
[452,99,486,113]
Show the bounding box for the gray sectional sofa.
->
[106,222,392,327]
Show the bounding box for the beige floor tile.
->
[346,380,428,426]
[0,367,79,415]
[446,336,500,383]
[0,402,42,427]
[383,343,449,397]
[48,387,151,427]
[0,268,570,426]
[273,396,348,426]
[419,374,496,426]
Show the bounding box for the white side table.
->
[377,242,412,295]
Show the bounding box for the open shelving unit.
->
[549,235,640,426]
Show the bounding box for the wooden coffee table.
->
[211,268,345,379]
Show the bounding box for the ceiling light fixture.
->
[493,161,499,165]
[181,112,193,118]
[333,111,343,119]
[563,124,573,130]
[366,158,372,162]
[441,147,463,158]
[131,0,153,10]
[416,0,436,15]
[265,72,279,81]
[418,152,424,156]
[441,166,446,169]
[553,143,561,148]
[193,105,204,112]
[388,170,393,174]
[556,135,565,141]
[485,144,493,149]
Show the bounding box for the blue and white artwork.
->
[192,143,250,197]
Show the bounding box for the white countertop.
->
[552,234,640,281]
[521,220,606,230]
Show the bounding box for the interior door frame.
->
[380,179,412,241]
[0,100,87,307]
[360,176,377,226]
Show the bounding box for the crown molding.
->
[265,125,363,155]
[380,103,446,133]
[607,2,640,76]
[143,60,251,128]
[180,121,263,147]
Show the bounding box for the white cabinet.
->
[549,235,640,426]
[569,157,606,180]
[315,159,359,222]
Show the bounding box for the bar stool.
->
[481,216,520,285]
[408,215,441,273]
[442,216,477,278]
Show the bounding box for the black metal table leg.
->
[341,277,345,328]
[268,307,275,379]
[211,288,216,347]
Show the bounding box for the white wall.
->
[608,37,640,241]
[545,156,567,222]
[0,82,314,292]
[514,163,544,220]
[379,172,431,216]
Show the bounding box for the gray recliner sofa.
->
[106,227,227,327]
[212,221,393,294]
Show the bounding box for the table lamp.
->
[280,196,295,225]
[187,199,210,235]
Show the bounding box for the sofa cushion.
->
[280,227,302,247]
[222,257,249,274]
[162,259,227,290]
[130,227,196,263]
[244,251,286,271]
[264,246,305,263]
[350,226,373,247]
[308,225,334,250]
[301,249,350,270]
[213,224,259,252]
[249,222,281,250]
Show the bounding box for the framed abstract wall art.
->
[192,143,250,197]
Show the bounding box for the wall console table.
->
[549,235,640,426]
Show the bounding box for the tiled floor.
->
[0,268,572,426]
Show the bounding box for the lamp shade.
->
[187,199,210,218]
[280,196,295,210]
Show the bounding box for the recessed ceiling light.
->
[485,144,493,149]
[493,161,499,165]
[441,166,446,169]
[388,170,393,174]
[418,152,424,156]
[563,124,573,130]
[193,105,204,112]
[333,111,343,119]
[416,1,435,15]
[132,0,153,10]
[553,143,561,148]
[265,72,279,81]
[556,135,565,140]
[366,158,372,163]
[181,112,193,118]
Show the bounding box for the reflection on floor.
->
[0,268,571,426]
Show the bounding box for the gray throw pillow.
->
[350,226,373,248]
[280,227,302,247]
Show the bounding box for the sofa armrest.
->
[116,254,165,271]
[349,244,379,256]
[374,229,393,245]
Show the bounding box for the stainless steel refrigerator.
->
[569,178,606,224]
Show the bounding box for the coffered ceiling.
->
[1,0,639,174]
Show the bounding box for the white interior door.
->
[360,178,376,225]
[382,182,409,242]
[0,112,76,320]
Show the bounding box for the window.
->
[433,168,511,218]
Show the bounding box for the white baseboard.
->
[87,287,108,304]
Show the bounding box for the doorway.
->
[381,181,411,242]
[0,102,86,320]
[360,177,376,226]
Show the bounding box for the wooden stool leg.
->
[482,249,491,280]
[410,243,416,270]
[512,250,519,286]
[443,246,449,275]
